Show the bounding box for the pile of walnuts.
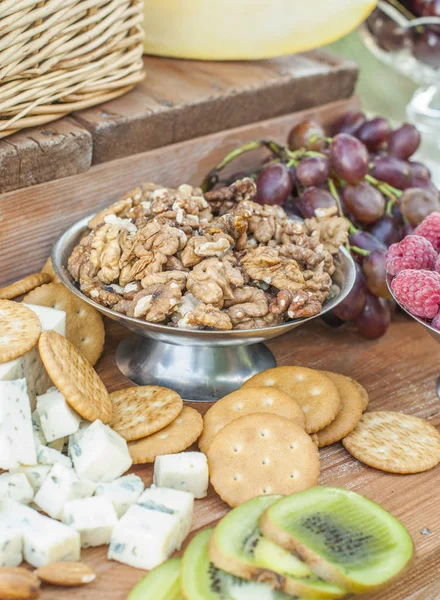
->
[67,179,349,330]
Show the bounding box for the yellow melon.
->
[143,0,376,60]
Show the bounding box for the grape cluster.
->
[366,0,440,68]
[202,112,440,339]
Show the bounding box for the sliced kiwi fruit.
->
[260,486,414,595]
[127,557,183,599]
[181,528,294,600]
[209,495,346,599]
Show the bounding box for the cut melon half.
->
[259,487,414,594]
[143,0,377,60]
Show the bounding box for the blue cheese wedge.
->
[69,420,132,483]
[32,410,47,448]
[36,387,81,442]
[0,473,34,504]
[33,463,96,519]
[37,445,72,468]
[0,379,37,469]
[10,465,51,492]
[95,474,145,518]
[136,486,194,549]
[0,528,23,567]
[62,496,119,548]
[0,499,80,567]
[153,452,209,499]
[0,305,66,409]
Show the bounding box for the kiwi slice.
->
[127,557,183,599]
[260,486,414,594]
[181,528,294,600]
[209,495,346,599]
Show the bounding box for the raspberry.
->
[432,310,440,331]
[385,235,437,276]
[391,269,440,319]
[436,255,440,274]
[414,212,440,251]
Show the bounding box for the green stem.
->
[327,177,358,234]
[365,174,402,202]
[350,245,371,257]
[386,198,396,216]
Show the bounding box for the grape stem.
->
[327,178,358,234]
[365,174,402,202]
[386,198,396,216]
[349,245,371,257]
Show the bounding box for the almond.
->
[0,567,40,600]
[35,562,96,587]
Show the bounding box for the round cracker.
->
[342,411,440,474]
[241,366,341,434]
[128,407,203,464]
[24,283,104,366]
[316,371,364,447]
[198,387,305,454]
[41,257,60,283]
[0,300,42,363]
[207,413,320,507]
[109,386,183,441]
[350,378,369,411]
[38,331,112,423]
[0,273,52,300]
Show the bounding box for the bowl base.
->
[115,335,276,401]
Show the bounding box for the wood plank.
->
[0,118,92,194]
[0,97,358,286]
[37,314,440,599]
[72,52,357,164]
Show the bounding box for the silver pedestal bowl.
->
[53,215,356,401]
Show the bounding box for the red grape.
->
[370,156,412,190]
[349,231,387,254]
[387,124,421,160]
[410,0,427,15]
[342,182,386,224]
[297,187,337,218]
[367,214,401,246]
[356,118,391,152]
[400,187,440,225]
[414,30,440,68]
[321,311,345,328]
[409,160,431,180]
[296,156,330,187]
[354,294,391,339]
[254,163,293,206]
[423,0,440,16]
[330,134,369,184]
[333,111,366,136]
[283,197,303,219]
[363,250,391,298]
[411,176,439,196]
[333,263,367,321]
[288,120,325,151]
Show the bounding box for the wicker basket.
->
[0,0,145,138]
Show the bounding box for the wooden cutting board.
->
[38,316,440,600]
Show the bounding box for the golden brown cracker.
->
[350,377,369,411]
[0,273,52,300]
[109,386,183,441]
[0,300,42,363]
[24,283,104,366]
[343,411,440,474]
[198,386,305,454]
[38,331,112,423]
[207,412,320,507]
[316,371,364,447]
[242,366,341,434]
[128,407,203,464]
[41,257,61,283]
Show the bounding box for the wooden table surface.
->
[42,314,440,600]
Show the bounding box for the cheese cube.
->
[108,504,182,570]
[95,474,145,518]
[32,410,47,448]
[33,463,96,519]
[0,499,80,567]
[136,486,193,549]
[37,445,72,468]
[0,473,34,504]
[10,465,51,492]
[62,496,118,548]
[69,420,132,483]
[0,529,23,567]
[36,387,81,443]
[0,379,36,469]
[153,452,209,499]
[0,305,66,409]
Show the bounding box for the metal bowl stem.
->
[53,215,356,401]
